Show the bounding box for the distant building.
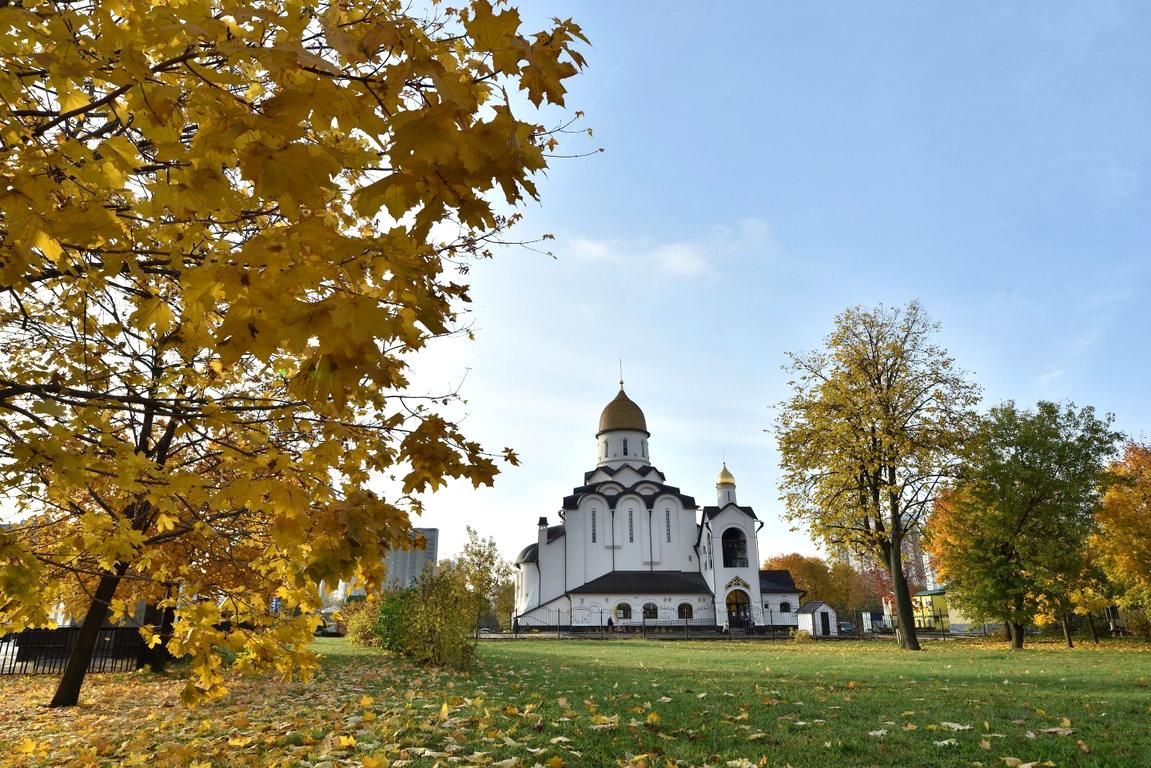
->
[383,528,439,589]
[324,528,439,604]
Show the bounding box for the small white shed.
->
[797,600,838,637]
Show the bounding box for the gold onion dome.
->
[716,463,736,487]
[598,386,648,435]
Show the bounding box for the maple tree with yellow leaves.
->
[775,301,981,650]
[0,0,586,707]
[1092,442,1151,619]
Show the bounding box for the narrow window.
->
[665,509,671,542]
[628,509,634,542]
[591,509,597,543]
[623,438,628,456]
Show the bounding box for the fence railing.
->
[511,604,807,636]
[0,627,146,675]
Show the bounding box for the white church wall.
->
[515,562,540,614]
[612,494,647,571]
[706,509,764,626]
[598,429,651,468]
[760,594,802,626]
[537,536,566,606]
[515,593,717,628]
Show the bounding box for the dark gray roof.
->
[562,477,696,512]
[515,525,565,565]
[569,570,712,595]
[797,600,830,614]
[759,569,798,593]
[583,464,665,483]
[701,504,758,520]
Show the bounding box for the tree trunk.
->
[50,566,125,707]
[1003,620,1013,643]
[1086,611,1099,644]
[148,604,176,673]
[1061,611,1074,649]
[888,543,921,651]
[1011,622,1025,650]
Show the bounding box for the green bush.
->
[400,563,477,668]
[342,565,477,668]
[342,599,381,647]
[375,587,417,653]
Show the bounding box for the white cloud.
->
[562,217,779,279]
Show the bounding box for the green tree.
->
[928,402,1122,648]
[775,301,980,650]
[0,0,586,706]
[458,526,511,637]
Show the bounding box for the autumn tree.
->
[1092,443,1151,620]
[926,402,1122,648]
[0,0,586,707]
[762,553,832,603]
[775,301,980,650]
[458,526,511,637]
[763,552,877,619]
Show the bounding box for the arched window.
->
[721,528,748,567]
[678,603,693,620]
[614,602,632,620]
[642,602,658,620]
[779,601,791,613]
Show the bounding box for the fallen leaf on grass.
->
[933,738,957,747]
[1040,727,1073,736]
[868,729,888,737]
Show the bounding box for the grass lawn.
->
[2,636,1150,767]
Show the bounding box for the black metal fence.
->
[0,627,146,675]
[512,604,804,637]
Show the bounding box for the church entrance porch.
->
[726,589,751,630]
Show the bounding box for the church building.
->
[513,384,802,631]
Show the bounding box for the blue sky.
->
[409,1,1151,562]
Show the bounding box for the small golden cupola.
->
[716,462,737,506]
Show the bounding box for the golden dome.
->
[716,463,736,487]
[597,386,648,435]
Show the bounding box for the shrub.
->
[375,588,417,653]
[790,628,814,642]
[342,600,381,647]
[400,563,477,669]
